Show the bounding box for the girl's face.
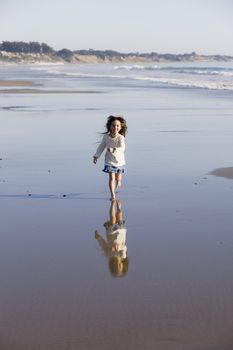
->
[110,120,122,136]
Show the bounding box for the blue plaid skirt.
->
[102,165,125,174]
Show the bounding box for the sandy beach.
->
[1,63,233,350]
[0,80,37,86]
[0,79,102,94]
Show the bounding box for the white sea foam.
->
[30,62,64,66]
[30,65,64,72]
[47,71,128,79]
[114,65,233,77]
[47,70,65,75]
[175,68,233,77]
[132,76,233,90]
[114,64,159,71]
[60,72,233,90]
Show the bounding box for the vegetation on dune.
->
[0,41,233,63]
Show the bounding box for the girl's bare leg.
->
[109,173,116,200]
[116,173,122,189]
[109,200,116,225]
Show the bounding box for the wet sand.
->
[1,73,233,349]
[209,167,233,179]
[0,80,102,94]
[0,88,103,94]
[0,80,36,86]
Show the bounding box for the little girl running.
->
[93,115,127,200]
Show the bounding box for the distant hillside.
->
[1,41,233,64]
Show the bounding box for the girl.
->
[93,115,127,200]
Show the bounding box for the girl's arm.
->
[95,230,109,256]
[93,135,106,162]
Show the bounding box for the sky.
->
[0,0,233,55]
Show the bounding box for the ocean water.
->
[32,61,233,90]
[1,63,233,350]
[2,61,233,91]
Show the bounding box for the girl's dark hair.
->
[108,256,129,277]
[105,115,127,137]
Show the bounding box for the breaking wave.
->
[114,64,233,76]
[131,76,233,90]
[29,63,233,91]
[170,66,233,77]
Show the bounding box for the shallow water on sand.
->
[1,67,233,349]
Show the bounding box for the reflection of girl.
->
[95,200,129,277]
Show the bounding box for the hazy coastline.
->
[1,41,233,64]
